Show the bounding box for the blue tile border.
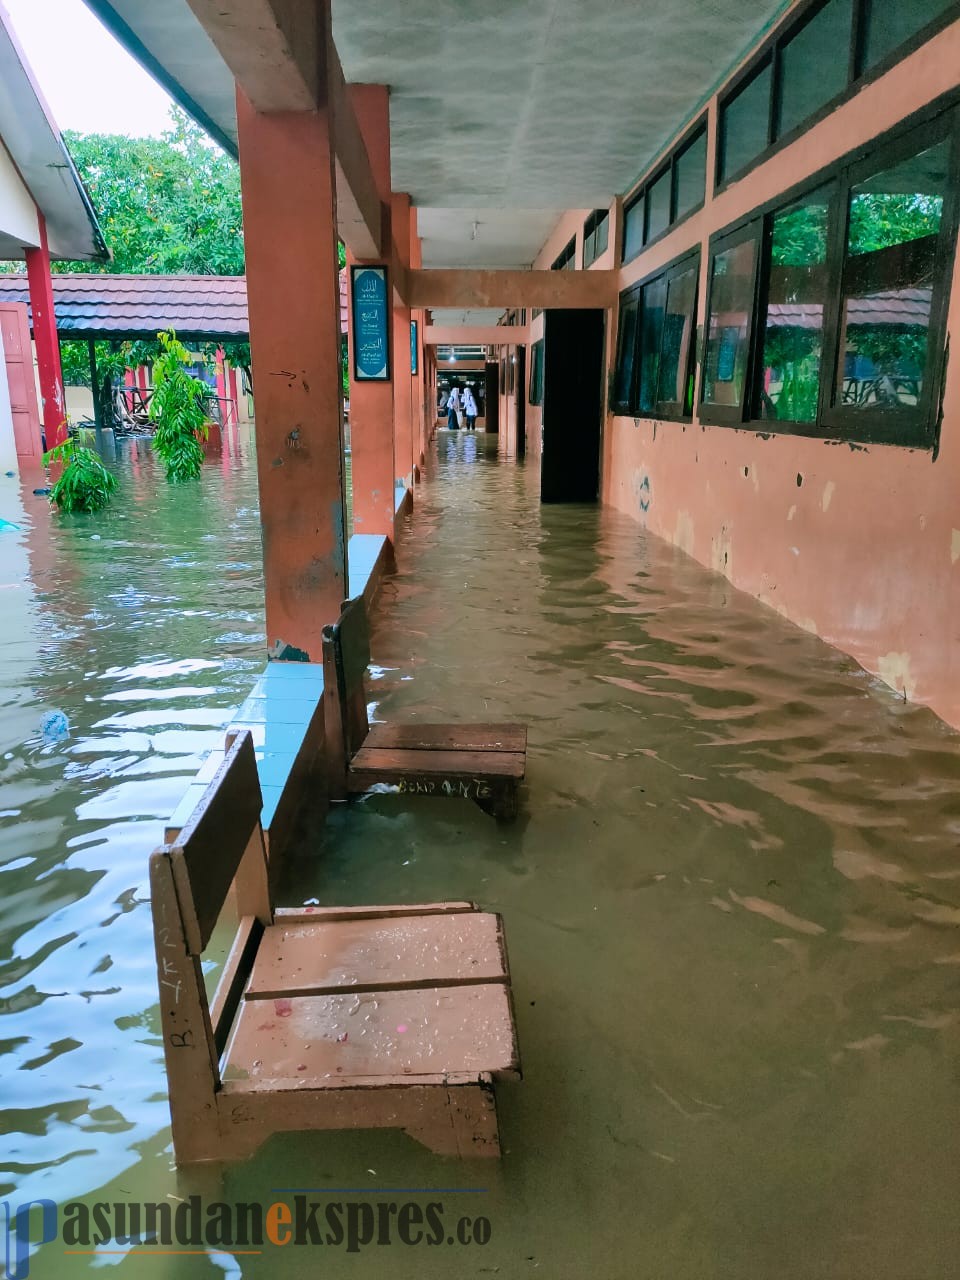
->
[166,517,396,838]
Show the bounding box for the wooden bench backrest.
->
[322,596,371,763]
[169,730,266,954]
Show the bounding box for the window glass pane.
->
[623,198,644,261]
[862,0,954,71]
[657,266,698,411]
[759,189,830,422]
[703,237,758,406]
[777,0,853,139]
[594,212,609,258]
[645,170,671,243]
[584,211,609,266]
[675,131,707,220]
[637,276,668,413]
[614,294,640,410]
[529,339,544,405]
[720,62,772,183]
[835,140,947,412]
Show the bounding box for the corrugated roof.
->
[0,271,349,339]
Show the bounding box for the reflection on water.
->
[2,426,959,1278]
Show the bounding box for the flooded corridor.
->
[2,428,960,1277]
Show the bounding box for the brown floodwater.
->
[1,426,959,1278]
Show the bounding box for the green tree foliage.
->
[58,108,345,397]
[60,108,244,276]
[43,432,118,513]
[847,193,943,256]
[149,331,209,482]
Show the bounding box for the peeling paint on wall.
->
[675,510,695,556]
[711,524,733,576]
[877,651,914,701]
[951,529,960,564]
[821,481,835,512]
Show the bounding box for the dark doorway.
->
[515,346,526,459]
[540,310,604,502]
[484,361,499,434]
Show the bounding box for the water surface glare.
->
[2,427,959,1278]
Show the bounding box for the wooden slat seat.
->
[323,598,528,820]
[151,731,521,1164]
[225,983,519,1086]
[245,910,510,997]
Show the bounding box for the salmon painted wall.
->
[534,16,960,729]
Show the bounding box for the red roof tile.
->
[0,271,348,339]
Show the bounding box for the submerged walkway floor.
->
[276,429,960,1278]
[1,427,959,1277]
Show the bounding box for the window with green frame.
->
[583,209,610,267]
[551,238,576,271]
[702,104,958,448]
[621,118,707,264]
[529,339,545,405]
[613,250,700,419]
[716,0,958,188]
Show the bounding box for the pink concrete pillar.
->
[236,86,347,660]
[214,345,228,424]
[227,363,240,426]
[391,192,414,488]
[24,213,67,449]
[409,210,426,469]
[346,83,396,538]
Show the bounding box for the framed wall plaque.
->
[351,265,390,381]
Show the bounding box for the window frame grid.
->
[621,115,708,265]
[613,246,702,422]
[699,219,764,427]
[704,98,959,448]
[715,0,960,195]
[583,209,611,267]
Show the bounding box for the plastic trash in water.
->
[0,518,19,531]
[40,710,70,744]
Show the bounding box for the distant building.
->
[0,7,106,470]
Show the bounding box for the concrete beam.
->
[329,46,382,259]
[184,0,381,257]
[424,326,528,346]
[183,0,318,111]
[405,269,618,310]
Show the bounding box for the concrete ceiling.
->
[84,0,792,269]
[430,308,505,327]
[333,0,791,266]
[417,209,561,269]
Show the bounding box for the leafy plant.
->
[149,330,209,482]
[43,431,118,513]
[60,108,245,276]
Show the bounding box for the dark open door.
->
[484,360,499,433]
[540,309,604,502]
[515,346,526,458]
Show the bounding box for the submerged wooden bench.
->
[151,730,521,1164]
[164,532,394,861]
[164,660,325,863]
[322,596,527,820]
